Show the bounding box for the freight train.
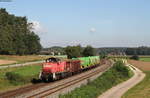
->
[39,56,102,81]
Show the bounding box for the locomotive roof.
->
[46,57,61,62]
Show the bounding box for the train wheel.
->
[68,72,72,77]
[61,73,65,79]
[41,77,47,82]
[48,75,54,82]
[48,77,53,82]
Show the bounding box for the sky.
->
[0,0,150,48]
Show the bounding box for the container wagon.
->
[72,56,100,69]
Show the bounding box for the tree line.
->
[98,46,150,56]
[65,45,96,58]
[41,46,150,57]
[0,8,42,55]
[41,45,96,58]
[125,46,150,55]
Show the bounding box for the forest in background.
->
[41,46,150,56]
[0,8,42,55]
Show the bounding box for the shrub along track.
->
[0,60,112,98]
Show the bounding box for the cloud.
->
[30,20,47,34]
[89,27,96,33]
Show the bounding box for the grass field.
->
[109,56,150,62]
[122,71,150,98]
[0,64,42,92]
[139,57,150,62]
[122,60,150,98]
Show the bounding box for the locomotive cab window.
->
[46,57,61,63]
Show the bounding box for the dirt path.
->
[0,60,16,65]
[98,64,145,98]
[0,60,44,69]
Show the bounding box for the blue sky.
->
[0,0,150,47]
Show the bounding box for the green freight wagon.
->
[72,56,100,69]
[79,57,90,68]
[89,56,100,65]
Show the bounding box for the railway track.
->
[29,62,111,98]
[0,83,47,98]
[0,60,112,98]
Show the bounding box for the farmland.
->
[128,60,150,71]
[122,60,150,98]
[0,55,45,65]
[0,64,42,92]
[139,57,150,62]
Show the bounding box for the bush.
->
[65,45,82,59]
[5,72,26,85]
[99,52,107,59]
[82,45,96,57]
[130,55,139,60]
[113,60,131,77]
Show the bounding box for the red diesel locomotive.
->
[39,57,81,81]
